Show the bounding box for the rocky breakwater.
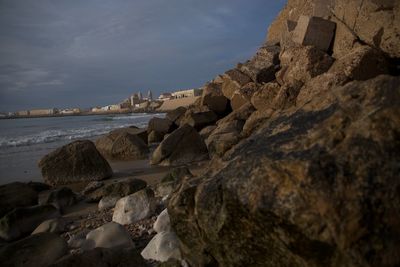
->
[150,1,400,267]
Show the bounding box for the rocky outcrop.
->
[39,140,113,186]
[0,233,68,267]
[95,129,149,160]
[200,82,230,116]
[168,75,400,267]
[112,188,156,225]
[151,125,209,166]
[0,182,39,218]
[230,82,259,110]
[221,69,253,100]
[0,205,59,241]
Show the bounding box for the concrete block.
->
[292,15,336,52]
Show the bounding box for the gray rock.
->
[141,231,181,263]
[113,188,156,225]
[83,222,134,250]
[154,209,171,233]
[98,196,120,210]
[0,232,68,267]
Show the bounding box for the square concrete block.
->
[292,15,336,52]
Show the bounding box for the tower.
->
[138,91,142,100]
[147,90,153,101]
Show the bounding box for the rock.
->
[0,182,38,218]
[276,46,335,86]
[38,140,113,186]
[113,188,156,225]
[148,117,175,135]
[148,130,165,144]
[221,69,252,99]
[39,187,76,213]
[0,233,68,267]
[200,82,230,116]
[51,247,147,267]
[216,102,255,127]
[95,130,149,160]
[86,178,147,202]
[206,120,245,157]
[67,230,89,249]
[250,82,281,111]
[26,181,51,192]
[166,107,187,126]
[265,0,314,45]
[168,75,400,267]
[230,82,259,110]
[242,109,275,137]
[331,0,400,59]
[328,45,389,81]
[151,125,209,166]
[82,181,104,195]
[239,45,280,83]
[199,125,217,140]
[31,217,69,235]
[272,81,304,109]
[98,196,119,210]
[179,110,218,131]
[155,167,194,198]
[83,222,134,250]
[292,15,336,52]
[154,209,171,233]
[0,205,59,241]
[157,259,183,267]
[141,231,182,263]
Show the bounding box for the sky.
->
[0,0,286,112]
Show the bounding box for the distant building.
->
[92,107,102,112]
[171,88,203,99]
[109,104,121,111]
[29,108,58,116]
[135,101,150,109]
[16,110,30,116]
[138,91,143,100]
[60,108,81,115]
[147,90,153,101]
[158,92,172,101]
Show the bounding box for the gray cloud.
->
[0,0,286,111]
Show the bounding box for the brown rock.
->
[276,45,335,86]
[217,102,255,127]
[251,82,281,111]
[179,110,218,131]
[166,106,187,126]
[151,125,209,166]
[147,117,175,135]
[148,130,165,144]
[95,131,149,160]
[86,178,147,202]
[230,82,259,111]
[199,125,217,140]
[168,75,400,267]
[200,82,230,115]
[38,140,113,186]
[221,69,252,99]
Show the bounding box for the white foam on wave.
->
[0,121,149,149]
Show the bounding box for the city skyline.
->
[0,0,286,112]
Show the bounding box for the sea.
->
[0,113,164,185]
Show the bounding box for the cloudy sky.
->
[0,0,285,112]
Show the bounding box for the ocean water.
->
[0,113,164,185]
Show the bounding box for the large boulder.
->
[95,130,149,160]
[168,75,400,267]
[0,205,59,241]
[276,45,335,86]
[148,117,175,135]
[155,167,193,198]
[239,45,280,83]
[51,247,148,267]
[200,82,230,116]
[0,233,68,267]
[250,82,281,111]
[179,110,218,131]
[331,0,400,59]
[221,69,252,100]
[0,182,39,218]
[38,140,113,186]
[83,222,134,250]
[166,107,187,126]
[112,188,156,225]
[85,178,147,202]
[148,130,165,144]
[230,82,259,110]
[141,231,182,263]
[151,125,209,166]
